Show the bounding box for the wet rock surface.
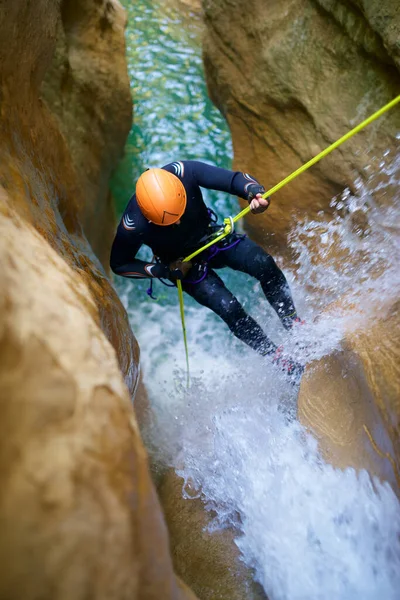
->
[41,0,132,269]
[0,211,188,600]
[0,1,198,598]
[159,469,268,600]
[299,300,400,489]
[202,0,400,254]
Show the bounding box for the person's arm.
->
[183,160,269,214]
[110,223,169,280]
[111,258,169,279]
[184,160,266,201]
[110,223,190,280]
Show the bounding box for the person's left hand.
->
[250,193,270,214]
[169,259,192,280]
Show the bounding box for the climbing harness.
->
[174,94,400,385]
[147,231,245,386]
[184,232,245,285]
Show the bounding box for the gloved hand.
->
[247,183,270,214]
[150,262,170,278]
[168,259,193,281]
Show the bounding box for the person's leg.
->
[214,237,300,330]
[182,269,277,356]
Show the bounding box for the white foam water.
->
[118,154,400,598]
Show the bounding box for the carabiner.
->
[223,216,235,235]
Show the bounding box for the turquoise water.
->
[111,0,251,309]
[112,0,233,216]
[111,2,400,598]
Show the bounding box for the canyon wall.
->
[0,1,197,598]
[298,300,400,487]
[41,0,133,268]
[202,0,400,253]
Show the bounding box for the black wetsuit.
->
[110,161,299,356]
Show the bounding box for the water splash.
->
[288,151,400,325]
[122,292,400,598]
[175,375,400,600]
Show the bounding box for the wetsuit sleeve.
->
[110,224,169,279]
[184,161,265,201]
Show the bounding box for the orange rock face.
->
[41,0,132,269]
[0,212,191,600]
[41,0,133,269]
[159,470,267,600]
[0,1,197,598]
[0,0,137,394]
[299,302,400,489]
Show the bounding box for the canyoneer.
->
[110,161,305,382]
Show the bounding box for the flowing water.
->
[112,1,400,598]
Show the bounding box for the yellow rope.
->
[177,279,190,387]
[177,94,400,384]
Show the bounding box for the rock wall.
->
[0,1,197,598]
[0,211,195,600]
[159,470,267,600]
[0,0,137,392]
[298,301,400,488]
[202,0,400,254]
[41,0,132,269]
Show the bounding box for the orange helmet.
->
[136,168,187,226]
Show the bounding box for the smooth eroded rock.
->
[202,0,400,254]
[159,469,267,600]
[201,0,400,493]
[41,0,133,268]
[0,0,198,597]
[298,300,400,489]
[0,195,197,600]
[0,0,137,391]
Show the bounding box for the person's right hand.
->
[247,183,270,214]
[250,193,270,214]
[169,259,192,280]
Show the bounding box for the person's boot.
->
[272,345,305,385]
[281,313,306,330]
